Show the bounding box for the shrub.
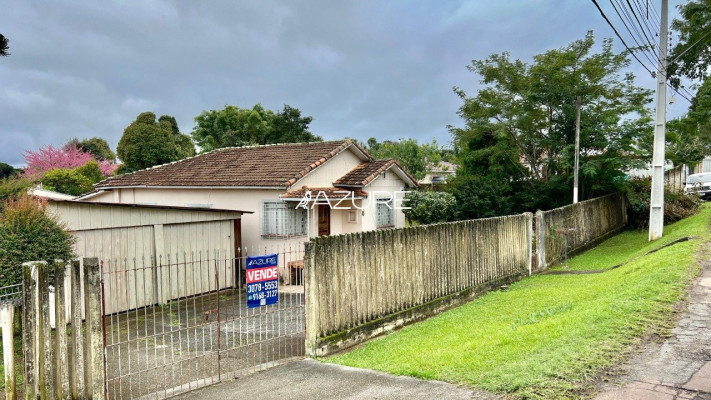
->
[0,195,74,286]
[41,168,93,196]
[403,190,458,224]
[626,178,700,230]
[0,178,32,208]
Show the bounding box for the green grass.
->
[327,205,711,399]
[558,204,710,271]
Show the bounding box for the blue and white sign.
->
[246,254,279,308]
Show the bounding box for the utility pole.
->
[574,96,581,204]
[649,0,668,241]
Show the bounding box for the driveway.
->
[172,359,498,400]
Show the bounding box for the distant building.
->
[419,161,458,186]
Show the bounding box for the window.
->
[347,210,357,223]
[376,198,394,228]
[262,201,308,238]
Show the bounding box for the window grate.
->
[376,198,394,228]
[262,201,308,238]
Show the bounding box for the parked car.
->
[684,173,711,199]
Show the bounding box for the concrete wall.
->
[536,193,628,269]
[305,213,533,356]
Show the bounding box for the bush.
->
[74,160,104,184]
[41,168,93,196]
[0,195,74,286]
[626,178,700,230]
[0,178,32,208]
[403,190,457,224]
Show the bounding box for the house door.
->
[318,205,330,236]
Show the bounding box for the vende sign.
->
[246,266,278,283]
[246,254,279,308]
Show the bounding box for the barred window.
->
[262,201,308,238]
[376,198,394,228]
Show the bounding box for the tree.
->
[66,137,116,162]
[666,76,711,166]
[449,32,653,217]
[117,112,195,172]
[0,162,17,179]
[403,191,457,224]
[41,169,93,196]
[0,34,9,57]
[0,195,74,287]
[191,104,321,151]
[669,0,711,82]
[365,138,442,180]
[23,144,117,179]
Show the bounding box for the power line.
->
[610,0,662,68]
[626,0,659,50]
[591,0,657,77]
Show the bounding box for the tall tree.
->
[192,104,321,151]
[366,138,442,180]
[669,0,711,82]
[117,112,195,172]
[666,76,711,165]
[449,32,653,217]
[0,163,17,179]
[0,34,9,57]
[66,137,117,162]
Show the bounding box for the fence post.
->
[304,242,318,357]
[54,261,69,399]
[525,212,533,276]
[535,210,546,270]
[1,302,15,400]
[83,257,106,400]
[70,259,85,399]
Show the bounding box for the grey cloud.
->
[0,0,689,166]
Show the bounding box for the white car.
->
[684,173,711,199]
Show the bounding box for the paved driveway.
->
[172,359,498,400]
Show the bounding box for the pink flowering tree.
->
[22,144,117,179]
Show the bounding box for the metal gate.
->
[102,245,306,399]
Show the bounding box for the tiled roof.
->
[95,141,368,188]
[281,186,368,200]
[334,159,418,187]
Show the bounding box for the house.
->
[79,140,418,277]
[419,161,458,186]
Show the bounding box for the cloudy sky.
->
[0,0,691,166]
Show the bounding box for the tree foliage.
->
[66,137,116,162]
[191,104,321,151]
[667,76,711,166]
[670,0,711,82]
[365,138,442,180]
[0,33,9,57]
[0,162,18,179]
[448,32,653,217]
[0,195,74,287]
[117,112,195,172]
[40,160,106,196]
[23,144,117,179]
[403,191,457,224]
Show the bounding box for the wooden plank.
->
[1,304,15,400]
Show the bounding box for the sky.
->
[0,0,692,167]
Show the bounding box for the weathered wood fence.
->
[0,259,106,400]
[305,213,534,356]
[665,165,688,193]
[536,193,628,269]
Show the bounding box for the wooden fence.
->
[665,165,688,193]
[536,193,628,269]
[0,259,106,400]
[305,213,533,356]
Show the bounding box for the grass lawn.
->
[327,204,711,399]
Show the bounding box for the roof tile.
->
[95,141,366,188]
